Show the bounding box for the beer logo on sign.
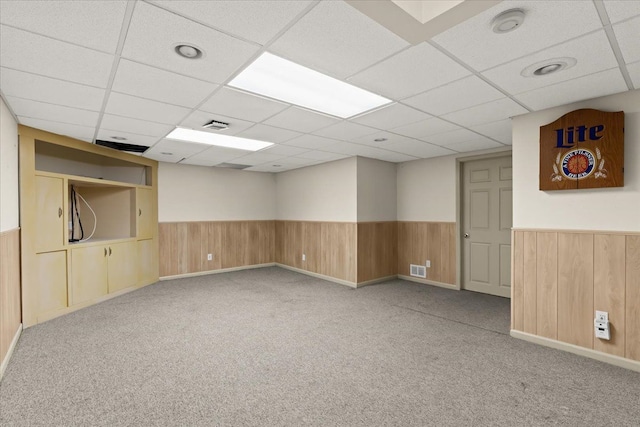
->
[539,109,624,191]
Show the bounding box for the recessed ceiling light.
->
[491,9,525,34]
[111,136,127,141]
[174,43,203,59]
[521,57,577,78]
[273,164,282,168]
[374,138,388,142]
[228,52,391,119]
[166,127,273,151]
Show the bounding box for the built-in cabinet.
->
[19,126,159,326]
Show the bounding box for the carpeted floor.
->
[1,267,639,426]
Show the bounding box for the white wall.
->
[512,89,640,232]
[396,155,458,222]
[158,162,277,222]
[0,97,19,231]
[357,157,397,221]
[276,157,357,222]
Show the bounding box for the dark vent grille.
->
[96,140,149,153]
[216,162,251,170]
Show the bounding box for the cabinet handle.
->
[58,207,62,218]
[139,208,142,217]
[109,247,112,256]
[104,248,107,257]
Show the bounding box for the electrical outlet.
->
[207,254,213,261]
[426,260,431,268]
[595,311,608,322]
[302,254,306,261]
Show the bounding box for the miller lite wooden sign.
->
[539,109,624,191]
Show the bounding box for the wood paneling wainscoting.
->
[159,221,275,277]
[275,221,357,284]
[512,229,640,362]
[357,222,397,283]
[1,228,22,378]
[397,222,456,286]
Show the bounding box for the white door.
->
[462,156,512,298]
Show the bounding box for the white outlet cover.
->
[595,310,608,322]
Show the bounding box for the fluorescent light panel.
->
[166,127,273,151]
[229,52,391,119]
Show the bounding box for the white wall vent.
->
[410,264,426,278]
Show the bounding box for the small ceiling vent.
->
[95,139,149,153]
[215,162,251,170]
[203,119,230,131]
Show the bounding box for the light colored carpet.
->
[1,267,639,426]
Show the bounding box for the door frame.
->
[456,150,513,293]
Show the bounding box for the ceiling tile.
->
[231,152,285,166]
[245,163,298,173]
[379,139,456,158]
[236,124,301,144]
[0,25,113,87]
[259,144,309,157]
[322,141,417,162]
[469,119,512,145]
[100,114,173,138]
[444,139,504,153]
[121,2,259,84]
[0,0,126,53]
[149,0,313,45]
[180,146,247,166]
[350,131,415,147]
[352,103,430,130]
[433,1,602,71]
[96,130,160,148]
[180,110,255,136]
[0,68,105,111]
[282,134,340,150]
[294,151,349,161]
[312,121,378,141]
[263,106,340,133]
[145,138,210,162]
[348,42,471,99]
[6,97,99,128]
[272,156,319,166]
[112,60,218,108]
[514,68,628,111]
[441,98,529,128]
[269,0,409,79]
[628,61,640,89]
[482,31,618,95]
[402,76,505,116]
[389,117,460,139]
[603,0,640,24]
[200,87,289,123]
[105,92,190,125]
[18,117,95,142]
[426,128,489,146]
[613,16,640,64]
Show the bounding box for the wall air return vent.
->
[215,162,251,170]
[202,119,230,131]
[410,264,426,278]
[95,140,149,153]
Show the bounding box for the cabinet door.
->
[35,176,65,252]
[138,239,158,286]
[107,241,138,293]
[35,251,67,316]
[70,245,108,305]
[137,188,154,239]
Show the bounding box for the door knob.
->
[139,208,142,217]
[464,233,470,239]
[58,207,62,217]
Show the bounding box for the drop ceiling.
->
[1,0,638,173]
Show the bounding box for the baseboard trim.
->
[511,330,640,373]
[275,264,357,288]
[356,275,397,288]
[0,323,22,381]
[160,263,277,281]
[398,275,459,290]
